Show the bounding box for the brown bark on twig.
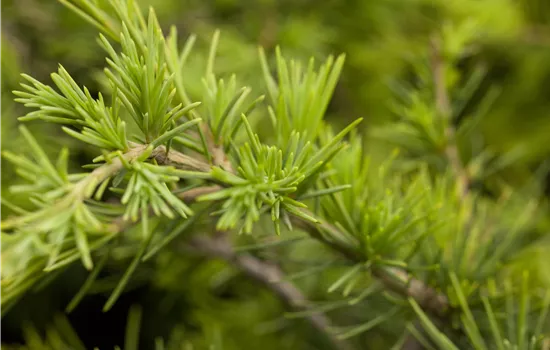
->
[183,234,352,350]
[152,145,212,173]
[294,211,449,317]
[178,185,222,202]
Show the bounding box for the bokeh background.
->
[3,0,550,348]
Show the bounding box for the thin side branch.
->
[295,209,449,317]
[1,144,150,230]
[430,35,470,199]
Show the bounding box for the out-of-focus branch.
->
[183,234,352,350]
[430,35,470,199]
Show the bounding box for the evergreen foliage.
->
[2,0,550,349]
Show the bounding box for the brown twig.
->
[295,209,449,318]
[167,126,345,349]
[178,185,222,202]
[373,267,448,318]
[152,145,212,173]
[183,234,352,350]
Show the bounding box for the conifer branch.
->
[8,3,547,347]
[107,184,349,350]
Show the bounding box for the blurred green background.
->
[3,0,550,348]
